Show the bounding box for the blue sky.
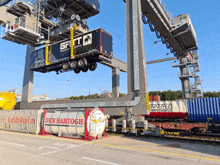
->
[1,0,220,99]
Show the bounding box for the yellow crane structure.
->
[0,92,16,110]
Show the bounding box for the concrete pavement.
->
[0,131,220,165]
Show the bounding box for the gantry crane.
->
[0,0,203,131]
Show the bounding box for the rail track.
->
[106,126,220,145]
[162,134,220,145]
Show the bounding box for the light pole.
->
[89,74,92,99]
[201,79,204,97]
[66,80,69,99]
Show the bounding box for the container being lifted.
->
[30,28,113,74]
[170,13,198,51]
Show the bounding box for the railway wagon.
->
[30,28,113,74]
[144,97,220,134]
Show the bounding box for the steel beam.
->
[40,97,140,109]
[146,57,177,65]
[179,57,192,98]
[99,57,127,72]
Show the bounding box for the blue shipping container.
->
[188,97,220,122]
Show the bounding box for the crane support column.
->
[21,45,35,103]
[179,57,192,98]
[127,0,149,97]
[112,67,120,97]
[126,0,149,116]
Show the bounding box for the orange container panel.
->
[149,95,153,101]
[153,95,161,101]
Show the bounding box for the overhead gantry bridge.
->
[138,0,202,98]
[141,0,198,57]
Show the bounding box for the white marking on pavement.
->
[82,157,121,165]
[37,146,60,150]
[54,143,76,148]
[54,143,66,146]
[41,143,87,156]
[0,141,26,147]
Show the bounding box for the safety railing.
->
[193,66,200,72]
[191,84,197,90]
[11,17,37,33]
[6,0,40,33]
[195,76,202,85]
[1,20,14,37]
[191,50,199,60]
[178,71,197,78]
[158,0,174,23]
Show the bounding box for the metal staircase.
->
[172,50,203,98]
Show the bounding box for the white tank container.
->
[44,109,105,138]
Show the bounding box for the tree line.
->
[66,93,126,100]
[63,91,219,101]
[149,90,220,100]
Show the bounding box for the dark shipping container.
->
[188,97,220,122]
[30,28,113,73]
